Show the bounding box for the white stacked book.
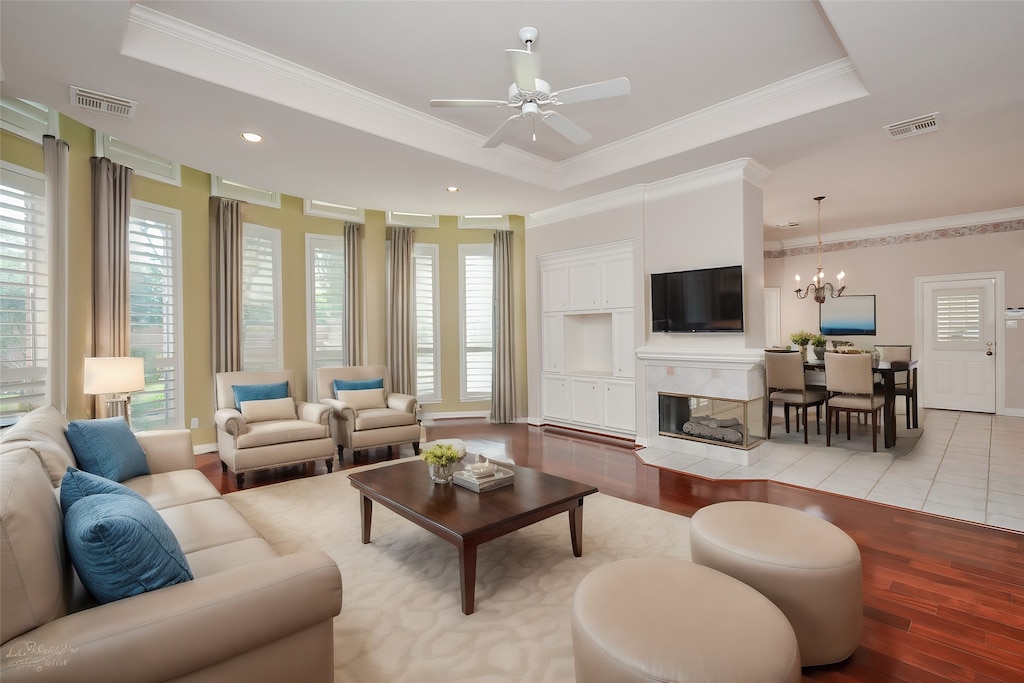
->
[453,463,515,493]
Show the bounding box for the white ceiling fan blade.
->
[542,110,591,145]
[430,99,509,108]
[506,49,541,92]
[483,113,523,148]
[552,77,631,105]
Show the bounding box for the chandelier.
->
[794,195,845,304]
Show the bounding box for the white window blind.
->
[306,235,346,390]
[241,224,282,371]
[414,243,440,402]
[129,201,183,430]
[0,164,48,422]
[459,243,493,401]
[935,293,982,343]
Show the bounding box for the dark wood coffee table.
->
[348,460,598,614]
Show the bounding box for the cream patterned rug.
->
[226,462,692,682]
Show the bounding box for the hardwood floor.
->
[197,422,1024,682]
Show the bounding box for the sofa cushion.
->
[355,407,418,430]
[240,397,297,423]
[231,381,289,411]
[235,420,330,449]
[0,405,76,486]
[333,377,384,393]
[122,469,223,511]
[59,467,145,515]
[0,450,69,644]
[336,388,387,410]
[65,417,150,482]
[64,493,193,603]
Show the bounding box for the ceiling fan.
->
[429,26,630,148]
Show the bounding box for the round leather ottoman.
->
[571,557,801,683]
[689,501,862,666]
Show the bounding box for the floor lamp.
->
[84,357,146,428]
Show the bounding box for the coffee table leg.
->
[360,494,373,544]
[458,542,478,615]
[569,502,584,557]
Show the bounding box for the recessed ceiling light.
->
[446,186,460,193]
[241,132,263,143]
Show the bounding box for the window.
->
[129,201,183,430]
[0,163,49,422]
[414,243,440,402]
[459,243,493,401]
[241,224,282,371]
[306,234,345,395]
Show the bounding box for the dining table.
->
[804,357,918,449]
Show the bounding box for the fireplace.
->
[658,393,764,450]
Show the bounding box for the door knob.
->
[986,341,994,356]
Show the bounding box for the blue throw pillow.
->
[333,377,384,394]
[64,493,193,604]
[65,417,150,483]
[231,381,289,411]
[60,467,144,515]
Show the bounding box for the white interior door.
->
[764,287,781,348]
[921,277,997,412]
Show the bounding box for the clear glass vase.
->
[427,461,456,484]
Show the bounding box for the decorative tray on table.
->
[453,462,515,493]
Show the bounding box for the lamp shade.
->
[83,357,146,395]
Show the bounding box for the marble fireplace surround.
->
[637,346,766,466]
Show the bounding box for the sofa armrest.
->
[296,401,330,426]
[135,429,194,474]
[214,408,247,436]
[387,392,418,414]
[0,550,342,683]
[320,398,355,422]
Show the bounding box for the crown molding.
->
[528,158,769,228]
[771,206,1024,251]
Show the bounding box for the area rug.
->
[225,463,692,682]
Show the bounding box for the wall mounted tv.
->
[651,265,744,333]
[820,294,876,336]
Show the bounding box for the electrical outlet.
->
[190,417,199,429]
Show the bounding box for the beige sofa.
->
[0,405,342,682]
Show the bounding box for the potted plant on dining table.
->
[810,333,827,360]
[790,330,814,361]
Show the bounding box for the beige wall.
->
[1,117,529,448]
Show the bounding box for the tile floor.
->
[638,409,1024,532]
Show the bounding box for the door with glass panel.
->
[921,276,997,412]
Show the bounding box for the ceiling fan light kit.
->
[429,26,630,148]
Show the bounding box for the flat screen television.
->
[819,294,876,336]
[651,265,744,333]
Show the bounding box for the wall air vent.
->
[884,112,943,140]
[70,86,137,119]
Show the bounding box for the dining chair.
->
[874,344,917,428]
[765,350,826,444]
[824,352,886,452]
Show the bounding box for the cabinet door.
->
[603,380,636,433]
[569,262,602,311]
[612,311,635,378]
[570,379,603,426]
[602,257,634,309]
[542,314,564,373]
[541,375,570,421]
[541,265,570,312]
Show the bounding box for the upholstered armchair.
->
[316,365,421,461]
[214,370,335,487]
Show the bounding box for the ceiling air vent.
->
[884,112,943,140]
[70,86,137,119]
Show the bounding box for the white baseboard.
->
[193,443,217,455]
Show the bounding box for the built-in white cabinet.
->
[538,240,636,437]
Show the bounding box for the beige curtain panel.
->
[90,157,134,418]
[387,226,415,396]
[490,229,517,423]
[211,197,244,373]
[43,136,69,414]
[345,222,366,366]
